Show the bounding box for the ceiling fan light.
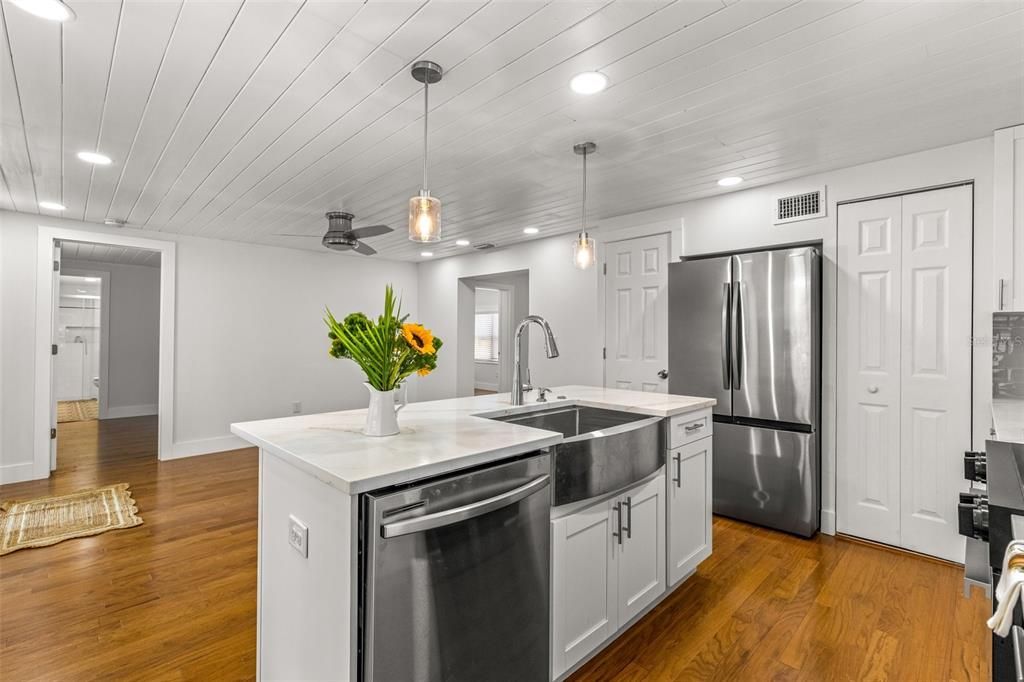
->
[408,193,441,242]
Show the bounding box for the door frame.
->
[834,180,975,548]
[598,224,680,390]
[59,265,111,420]
[34,227,176,478]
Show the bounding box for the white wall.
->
[64,259,161,416]
[417,136,996,535]
[0,210,418,482]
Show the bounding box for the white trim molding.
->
[0,461,36,485]
[105,404,158,419]
[168,435,253,461]
[35,226,176,479]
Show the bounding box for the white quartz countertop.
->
[231,385,715,494]
[993,399,1024,444]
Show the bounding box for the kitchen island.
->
[232,385,715,681]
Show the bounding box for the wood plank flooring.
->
[0,417,991,681]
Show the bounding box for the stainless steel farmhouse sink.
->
[488,405,664,507]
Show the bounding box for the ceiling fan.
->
[276,212,393,255]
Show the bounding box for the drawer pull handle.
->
[683,423,703,433]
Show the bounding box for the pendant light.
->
[572,142,597,270]
[408,61,443,242]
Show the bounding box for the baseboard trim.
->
[105,403,158,419]
[474,383,499,391]
[820,508,836,536]
[0,461,37,485]
[166,435,252,461]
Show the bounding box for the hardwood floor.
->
[0,417,258,681]
[1,418,991,681]
[571,517,991,682]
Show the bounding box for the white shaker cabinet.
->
[994,124,1024,311]
[551,473,666,679]
[615,474,666,625]
[667,437,713,586]
[551,497,618,677]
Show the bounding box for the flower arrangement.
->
[325,285,442,391]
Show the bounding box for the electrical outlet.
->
[291,401,302,414]
[288,515,308,557]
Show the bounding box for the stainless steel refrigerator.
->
[668,246,821,537]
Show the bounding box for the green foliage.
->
[325,285,443,391]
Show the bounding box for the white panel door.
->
[604,233,670,393]
[667,438,713,586]
[49,239,61,471]
[837,197,903,546]
[615,474,665,625]
[550,498,617,679]
[898,186,972,562]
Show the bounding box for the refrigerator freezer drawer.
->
[712,421,819,537]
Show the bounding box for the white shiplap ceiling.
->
[61,239,161,267]
[2,0,1022,262]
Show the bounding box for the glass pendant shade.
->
[573,231,596,270]
[408,193,441,242]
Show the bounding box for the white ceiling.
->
[61,239,161,267]
[2,0,1022,262]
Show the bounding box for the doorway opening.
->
[456,270,530,398]
[50,240,162,472]
[34,227,176,481]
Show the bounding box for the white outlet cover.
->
[288,515,308,557]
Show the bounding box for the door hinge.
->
[51,344,58,355]
[50,428,56,439]
[602,347,607,359]
[53,260,60,272]
[603,263,607,275]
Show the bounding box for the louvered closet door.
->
[898,186,971,563]
[837,197,903,547]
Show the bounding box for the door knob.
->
[867,386,879,394]
[657,369,668,379]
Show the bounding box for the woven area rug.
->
[0,483,143,556]
[57,399,98,423]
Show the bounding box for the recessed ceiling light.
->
[104,218,127,226]
[420,251,433,257]
[570,71,608,95]
[84,277,100,282]
[523,227,539,235]
[717,176,743,187]
[77,151,112,165]
[10,0,75,21]
[39,200,65,211]
[455,239,470,246]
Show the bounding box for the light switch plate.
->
[288,515,308,557]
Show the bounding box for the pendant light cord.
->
[422,79,429,192]
[580,148,587,235]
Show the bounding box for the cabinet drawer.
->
[668,408,712,448]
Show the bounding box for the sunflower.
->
[402,323,436,354]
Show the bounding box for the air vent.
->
[473,242,496,250]
[774,187,826,224]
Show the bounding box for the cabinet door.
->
[551,499,618,678]
[667,438,712,586]
[616,474,666,625]
[994,124,1024,311]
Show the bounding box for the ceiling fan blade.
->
[352,241,377,256]
[349,224,392,239]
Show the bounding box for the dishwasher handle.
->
[381,474,550,538]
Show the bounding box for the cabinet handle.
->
[684,423,703,433]
[623,497,633,539]
[673,452,682,487]
[1000,278,1007,311]
[612,501,622,545]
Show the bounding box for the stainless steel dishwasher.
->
[360,452,551,682]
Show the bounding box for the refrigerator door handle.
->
[721,283,731,390]
[731,281,743,389]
